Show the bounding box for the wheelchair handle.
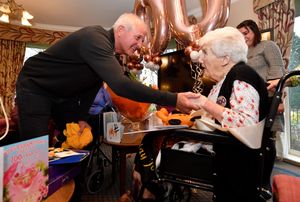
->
[266,70,300,128]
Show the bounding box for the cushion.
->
[272,174,300,202]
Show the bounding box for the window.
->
[24,44,47,62]
[285,16,300,162]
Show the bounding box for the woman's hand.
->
[267,79,280,92]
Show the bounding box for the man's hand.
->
[176,92,201,114]
[78,121,91,135]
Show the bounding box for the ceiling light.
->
[21,17,31,26]
[22,10,33,19]
[0,0,34,26]
[0,13,9,23]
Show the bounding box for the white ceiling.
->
[16,0,137,31]
[15,0,198,31]
[15,0,239,31]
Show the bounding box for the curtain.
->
[254,0,295,69]
[0,22,70,118]
[0,39,26,118]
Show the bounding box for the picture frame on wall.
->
[261,28,274,41]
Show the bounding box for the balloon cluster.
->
[143,54,162,71]
[184,40,203,63]
[124,46,163,74]
[126,53,144,74]
[134,0,230,56]
[139,45,162,71]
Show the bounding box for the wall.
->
[0,22,69,45]
[227,0,258,27]
[296,0,300,16]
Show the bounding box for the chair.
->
[272,174,300,202]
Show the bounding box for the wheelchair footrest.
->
[157,148,214,186]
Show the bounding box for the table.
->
[48,151,89,195]
[104,132,145,196]
[44,179,75,202]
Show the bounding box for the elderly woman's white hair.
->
[113,13,147,32]
[199,27,248,63]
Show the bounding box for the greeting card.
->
[0,135,48,202]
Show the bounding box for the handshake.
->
[176,92,208,114]
[189,94,208,109]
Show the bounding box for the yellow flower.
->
[290,65,300,87]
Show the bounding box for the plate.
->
[195,118,226,132]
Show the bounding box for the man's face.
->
[116,25,146,56]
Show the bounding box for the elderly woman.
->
[197,26,268,127]
[196,27,269,202]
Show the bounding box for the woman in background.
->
[237,20,285,198]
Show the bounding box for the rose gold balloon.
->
[134,0,170,56]
[216,0,231,28]
[199,0,231,32]
[129,54,140,63]
[153,56,162,66]
[166,0,230,46]
[140,45,150,55]
[127,62,134,69]
[192,40,201,50]
[184,45,193,56]
[144,54,152,62]
[134,1,152,45]
[135,63,143,70]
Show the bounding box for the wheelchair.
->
[83,108,113,194]
[155,70,300,202]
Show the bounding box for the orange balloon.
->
[106,87,151,122]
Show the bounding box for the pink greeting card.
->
[0,135,48,202]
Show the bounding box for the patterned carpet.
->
[79,144,300,202]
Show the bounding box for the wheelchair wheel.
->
[169,185,191,202]
[86,169,104,194]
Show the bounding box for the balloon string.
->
[0,96,9,141]
[190,62,203,93]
